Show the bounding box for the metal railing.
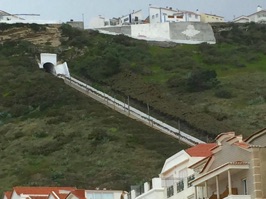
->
[58,74,205,146]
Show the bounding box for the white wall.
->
[149,7,200,23]
[86,190,124,199]
[55,62,70,77]
[89,16,106,28]
[184,13,201,22]
[131,11,143,24]
[10,191,20,199]
[149,7,178,23]
[131,23,170,41]
[40,53,57,68]
[0,19,61,24]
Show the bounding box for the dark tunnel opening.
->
[43,62,55,74]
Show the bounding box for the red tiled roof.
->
[70,190,86,199]
[28,196,48,199]
[14,187,76,195]
[4,191,12,199]
[186,143,217,157]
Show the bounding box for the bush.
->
[187,69,219,92]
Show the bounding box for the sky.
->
[1,0,266,27]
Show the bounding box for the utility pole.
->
[82,13,85,29]
[147,103,150,123]
[178,120,181,143]
[127,96,130,115]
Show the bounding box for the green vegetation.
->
[0,31,186,191]
[1,22,266,192]
[61,23,266,137]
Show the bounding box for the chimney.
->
[257,5,262,12]
[196,9,200,14]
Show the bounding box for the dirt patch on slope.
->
[0,25,61,47]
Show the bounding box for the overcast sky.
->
[1,0,266,27]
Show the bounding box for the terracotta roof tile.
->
[186,143,217,157]
[70,190,86,199]
[29,196,48,199]
[4,191,12,199]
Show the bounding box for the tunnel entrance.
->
[43,62,55,74]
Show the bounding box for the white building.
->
[119,10,143,25]
[3,187,125,199]
[89,15,106,28]
[149,6,201,24]
[200,13,225,23]
[234,5,266,23]
[0,10,25,22]
[131,143,216,199]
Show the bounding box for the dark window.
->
[167,186,174,198]
[176,180,184,193]
[187,175,195,188]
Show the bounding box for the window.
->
[195,15,198,19]
[156,13,159,18]
[152,15,155,19]
[176,180,184,193]
[242,178,248,195]
[167,186,174,198]
[187,174,195,188]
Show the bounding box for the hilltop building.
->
[0,9,60,24]
[234,5,266,23]
[89,10,143,28]
[0,10,24,22]
[119,10,143,25]
[149,6,201,23]
[130,128,266,199]
[200,13,225,23]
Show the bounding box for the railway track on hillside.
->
[58,74,205,146]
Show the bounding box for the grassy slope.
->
[65,23,266,139]
[0,28,186,192]
[1,22,266,192]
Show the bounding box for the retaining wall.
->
[96,22,216,44]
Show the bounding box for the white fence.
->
[58,75,205,146]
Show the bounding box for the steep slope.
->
[0,26,186,191]
[61,23,266,138]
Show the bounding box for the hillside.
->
[0,24,186,191]
[0,22,265,191]
[60,22,266,139]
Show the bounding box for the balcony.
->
[224,195,251,199]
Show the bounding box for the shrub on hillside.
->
[186,69,219,92]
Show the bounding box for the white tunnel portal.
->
[38,53,70,77]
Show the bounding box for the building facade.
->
[149,7,200,24]
[130,144,216,199]
[234,6,266,23]
[129,128,266,199]
[3,187,124,199]
[191,128,266,199]
[119,10,143,25]
[200,13,225,23]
